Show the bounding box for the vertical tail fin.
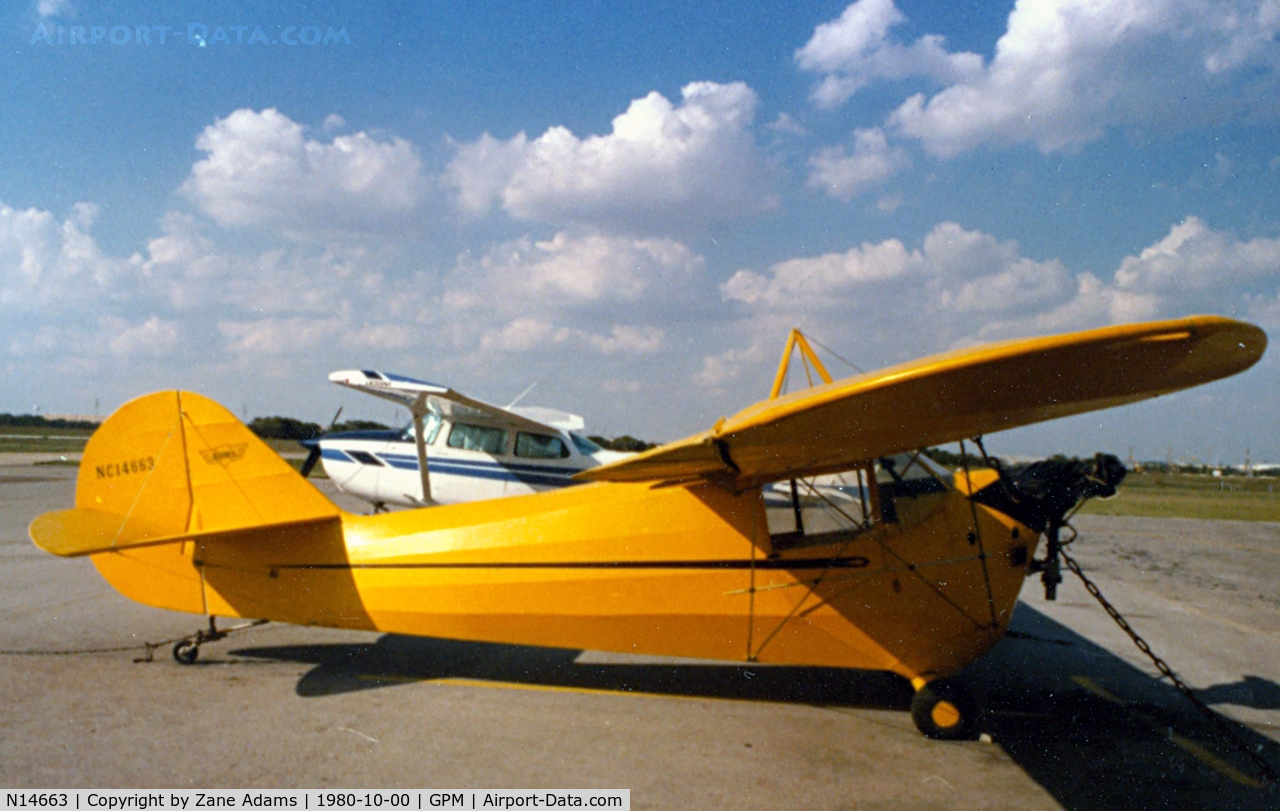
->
[30,391,339,557]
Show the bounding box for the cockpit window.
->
[875,451,949,526]
[424,412,442,444]
[569,433,601,455]
[765,467,874,550]
[515,432,570,459]
[447,423,507,455]
[765,450,951,550]
[400,412,443,445]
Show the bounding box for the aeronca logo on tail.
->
[199,444,248,466]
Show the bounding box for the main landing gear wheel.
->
[911,679,978,740]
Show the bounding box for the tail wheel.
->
[911,679,978,740]
[172,640,199,665]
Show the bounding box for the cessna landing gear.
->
[170,617,269,665]
[910,679,978,740]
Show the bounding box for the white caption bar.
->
[3,791,629,811]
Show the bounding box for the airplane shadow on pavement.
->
[233,602,1280,811]
[233,633,915,711]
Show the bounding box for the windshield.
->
[569,433,602,455]
[399,412,443,445]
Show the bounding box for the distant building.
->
[40,414,103,425]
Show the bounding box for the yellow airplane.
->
[28,315,1266,738]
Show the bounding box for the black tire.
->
[172,640,199,665]
[910,679,978,740]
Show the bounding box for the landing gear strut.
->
[910,679,978,740]
[171,617,269,665]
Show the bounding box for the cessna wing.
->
[577,315,1266,489]
[328,370,580,434]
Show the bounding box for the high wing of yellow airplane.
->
[577,316,1265,488]
[27,315,1266,740]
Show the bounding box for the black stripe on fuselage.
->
[264,556,871,571]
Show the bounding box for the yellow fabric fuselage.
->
[90,468,1032,689]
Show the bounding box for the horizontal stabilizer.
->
[578,316,1266,488]
[29,508,337,558]
[29,508,132,557]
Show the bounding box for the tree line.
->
[0,413,99,430]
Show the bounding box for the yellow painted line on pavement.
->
[1168,732,1264,789]
[1070,675,1124,704]
[1071,675,1265,788]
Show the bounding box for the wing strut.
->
[772,329,835,527]
[403,393,433,506]
[412,409,432,505]
[769,329,833,399]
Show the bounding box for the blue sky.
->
[3,0,1279,465]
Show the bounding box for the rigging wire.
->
[805,334,865,375]
[959,438,1001,629]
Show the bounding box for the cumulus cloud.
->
[721,221,1074,324]
[799,1,1280,156]
[1114,216,1280,294]
[101,315,181,356]
[0,201,131,311]
[445,132,531,216]
[341,323,418,351]
[695,340,773,391]
[586,324,664,354]
[219,316,342,356]
[446,231,705,313]
[439,232,700,362]
[880,0,1280,156]
[714,217,1280,389]
[795,0,982,108]
[445,82,776,228]
[806,127,910,199]
[182,108,424,232]
[0,194,438,393]
[710,217,1280,387]
[767,113,808,137]
[977,218,1280,339]
[0,201,197,378]
[478,319,663,355]
[999,217,1280,336]
[721,233,918,309]
[137,212,397,322]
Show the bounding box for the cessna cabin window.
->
[447,423,507,455]
[346,450,385,467]
[515,432,570,459]
[569,433,601,455]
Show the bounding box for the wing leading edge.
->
[576,316,1266,489]
[328,370,578,434]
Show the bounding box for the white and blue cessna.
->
[300,371,633,510]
